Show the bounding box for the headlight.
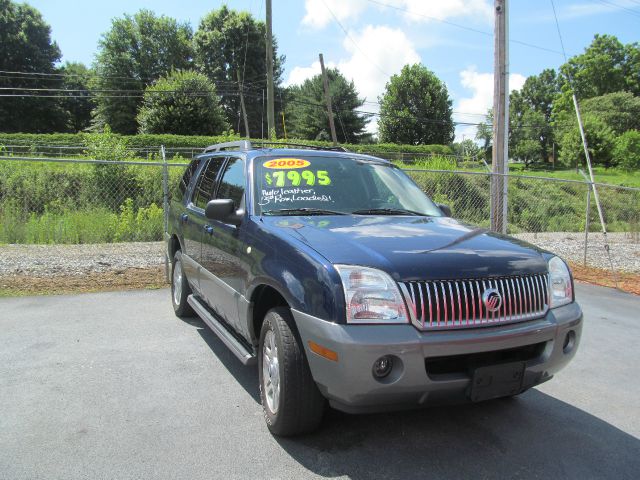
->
[548,256,573,308]
[335,265,408,324]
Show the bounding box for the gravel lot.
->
[0,284,638,479]
[515,232,640,273]
[0,232,638,277]
[0,242,165,277]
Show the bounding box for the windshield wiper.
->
[351,208,427,216]
[262,207,347,216]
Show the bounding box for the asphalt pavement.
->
[1,283,639,479]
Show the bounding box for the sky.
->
[26,0,640,140]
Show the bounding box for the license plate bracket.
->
[469,361,525,402]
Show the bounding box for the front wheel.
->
[171,250,194,317]
[259,307,325,436]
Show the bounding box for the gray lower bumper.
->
[292,303,583,413]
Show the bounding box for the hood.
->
[261,215,548,281]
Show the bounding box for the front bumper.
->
[293,302,583,413]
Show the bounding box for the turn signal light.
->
[308,341,338,362]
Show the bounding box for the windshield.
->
[253,155,443,216]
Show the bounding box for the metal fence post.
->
[161,145,170,282]
[584,184,591,266]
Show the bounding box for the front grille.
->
[399,274,549,330]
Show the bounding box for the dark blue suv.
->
[165,141,582,436]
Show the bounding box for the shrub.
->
[613,130,640,172]
[137,70,229,135]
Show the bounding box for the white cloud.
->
[399,0,493,23]
[337,25,420,104]
[285,25,421,133]
[454,66,526,141]
[302,0,368,29]
[301,0,492,30]
[285,62,328,87]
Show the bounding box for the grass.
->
[394,156,640,188]
[501,163,640,188]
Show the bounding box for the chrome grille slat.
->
[455,282,462,326]
[461,282,469,325]
[448,282,455,326]
[417,282,425,330]
[483,280,490,324]
[525,276,532,315]
[400,274,549,331]
[440,282,448,326]
[505,278,513,321]
[425,283,433,328]
[434,282,440,326]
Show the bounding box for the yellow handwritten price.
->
[268,170,332,187]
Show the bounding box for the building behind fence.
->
[1,146,638,275]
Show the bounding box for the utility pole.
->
[237,70,250,138]
[319,53,338,145]
[491,0,509,233]
[265,0,275,139]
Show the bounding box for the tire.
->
[258,307,325,436]
[171,250,195,317]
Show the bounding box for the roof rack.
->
[203,140,251,153]
[252,141,349,152]
[202,140,348,154]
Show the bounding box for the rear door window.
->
[176,158,201,199]
[191,156,226,209]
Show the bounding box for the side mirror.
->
[437,203,452,217]
[205,199,244,226]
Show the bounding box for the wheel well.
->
[251,285,289,342]
[168,235,180,262]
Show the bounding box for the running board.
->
[187,295,256,366]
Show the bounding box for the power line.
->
[0,87,570,131]
[593,0,640,18]
[550,0,569,63]
[0,69,268,87]
[365,0,567,56]
[318,0,391,78]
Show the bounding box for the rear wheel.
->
[171,250,194,317]
[259,307,325,436]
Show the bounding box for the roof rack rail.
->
[203,140,252,153]
[202,140,349,154]
[252,141,348,152]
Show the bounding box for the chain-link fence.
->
[405,168,640,274]
[1,147,638,277]
[0,154,187,244]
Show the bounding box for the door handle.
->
[180,213,189,223]
[204,225,214,235]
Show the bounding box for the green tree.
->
[579,92,640,135]
[613,130,640,172]
[554,91,640,169]
[475,110,493,160]
[285,69,368,143]
[92,10,193,134]
[554,35,640,114]
[0,0,67,132]
[509,69,560,166]
[558,115,616,169]
[194,6,284,137]
[137,70,228,135]
[452,139,481,162]
[378,64,454,145]
[59,62,95,132]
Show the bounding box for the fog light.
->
[373,356,393,378]
[563,330,576,354]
